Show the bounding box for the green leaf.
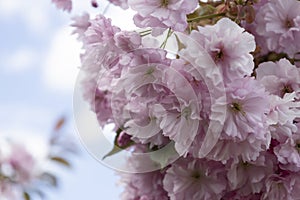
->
[50,156,71,168]
[102,144,123,160]
[175,34,186,52]
[23,192,30,200]
[150,141,179,168]
[102,127,134,160]
[40,172,58,187]
[102,141,134,160]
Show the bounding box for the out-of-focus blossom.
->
[108,0,129,9]
[0,117,76,200]
[52,0,72,12]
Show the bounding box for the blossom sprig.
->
[53,0,300,199]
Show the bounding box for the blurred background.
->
[0,0,136,199]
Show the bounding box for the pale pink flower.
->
[128,0,198,32]
[254,0,300,57]
[71,13,91,40]
[108,0,129,9]
[0,183,20,200]
[226,153,274,196]
[78,16,125,124]
[223,77,269,140]
[190,18,256,82]
[118,152,168,200]
[206,77,270,162]
[52,0,72,12]
[114,31,141,51]
[163,157,227,200]
[110,49,173,147]
[274,132,300,172]
[263,172,300,200]
[6,143,37,184]
[256,59,300,97]
[83,14,121,45]
[110,53,202,154]
[0,139,41,200]
[119,170,168,200]
[267,93,300,142]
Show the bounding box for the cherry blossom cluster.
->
[54,0,300,199]
[0,119,76,200]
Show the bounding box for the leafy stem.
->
[160,28,173,49]
[187,12,226,22]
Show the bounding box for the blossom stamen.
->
[281,84,293,97]
[212,48,225,63]
[191,171,202,180]
[230,102,246,116]
[161,0,169,7]
[285,19,294,29]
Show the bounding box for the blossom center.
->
[191,171,202,180]
[242,161,250,168]
[212,48,225,62]
[161,0,169,7]
[230,102,246,115]
[281,84,293,97]
[145,67,155,75]
[285,19,294,29]
[182,107,192,120]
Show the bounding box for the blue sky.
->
[0,0,136,199]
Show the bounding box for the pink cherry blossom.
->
[267,93,300,142]
[274,131,300,172]
[52,0,72,12]
[207,77,270,162]
[190,18,256,83]
[71,13,91,40]
[263,172,300,200]
[128,0,198,32]
[226,153,275,196]
[118,149,169,199]
[256,59,300,97]
[114,31,141,51]
[120,170,168,200]
[163,157,227,200]
[83,15,121,45]
[254,0,300,57]
[108,0,129,9]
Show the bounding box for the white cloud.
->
[0,0,19,16]
[2,47,37,72]
[104,5,136,30]
[0,0,54,35]
[42,27,81,92]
